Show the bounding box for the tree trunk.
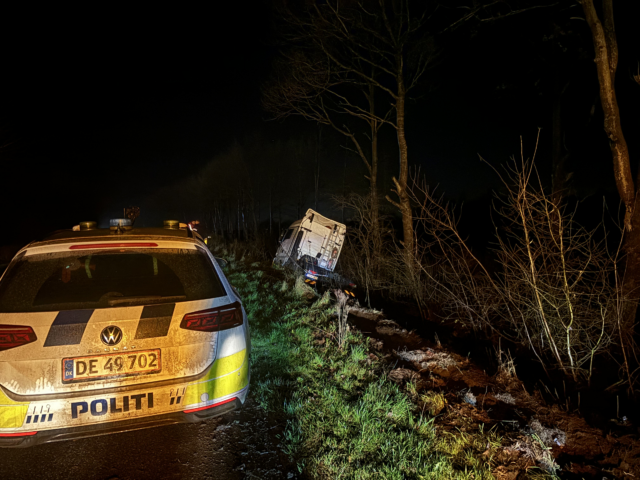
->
[342,155,347,223]
[269,182,273,236]
[583,0,639,341]
[255,200,260,236]
[582,0,633,229]
[551,76,569,204]
[370,131,379,233]
[297,161,302,219]
[315,125,321,211]
[369,82,380,249]
[395,70,414,258]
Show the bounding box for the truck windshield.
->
[0,248,226,312]
[283,229,294,241]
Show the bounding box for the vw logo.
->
[101,326,123,346]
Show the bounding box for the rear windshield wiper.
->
[108,295,187,307]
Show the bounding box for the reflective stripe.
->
[43,310,94,347]
[134,303,176,339]
[183,349,248,407]
[0,389,29,429]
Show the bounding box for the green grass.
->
[223,256,508,479]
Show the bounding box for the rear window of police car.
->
[0,248,227,312]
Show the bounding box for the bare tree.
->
[336,192,395,306]
[265,0,553,259]
[263,46,386,242]
[581,0,640,326]
[490,154,620,380]
[406,148,623,381]
[263,0,439,259]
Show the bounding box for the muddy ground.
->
[348,305,640,479]
[0,398,298,480]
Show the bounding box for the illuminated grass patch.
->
[225,260,509,479]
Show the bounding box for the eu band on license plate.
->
[62,349,161,382]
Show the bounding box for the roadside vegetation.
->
[257,0,639,394]
[216,245,560,479]
[335,151,637,394]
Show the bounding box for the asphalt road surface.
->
[0,399,299,480]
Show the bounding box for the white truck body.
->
[274,209,346,272]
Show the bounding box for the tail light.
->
[183,396,236,414]
[69,243,158,250]
[180,302,243,332]
[0,325,37,352]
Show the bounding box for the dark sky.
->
[1,1,639,250]
[1,2,272,244]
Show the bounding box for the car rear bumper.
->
[0,348,249,447]
[0,395,244,447]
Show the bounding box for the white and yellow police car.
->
[0,219,250,447]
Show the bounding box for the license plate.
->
[62,349,161,382]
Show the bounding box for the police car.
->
[0,219,250,447]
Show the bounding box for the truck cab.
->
[273,209,346,274]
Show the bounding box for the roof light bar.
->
[0,432,38,437]
[110,218,133,234]
[79,221,97,231]
[110,218,132,227]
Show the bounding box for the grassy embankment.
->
[224,254,531,479]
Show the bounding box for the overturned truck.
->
[274,209,354,291]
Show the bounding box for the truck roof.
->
[303,209,346,230]
[285,209,346,231]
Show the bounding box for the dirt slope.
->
[348,307,640,479]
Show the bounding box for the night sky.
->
[1,3,272,245]
[1,1,639,253]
